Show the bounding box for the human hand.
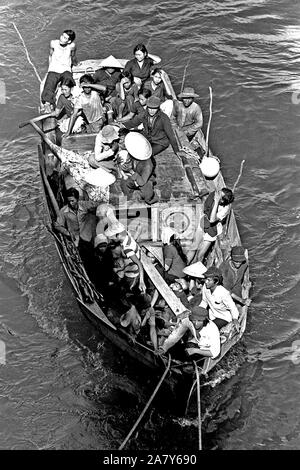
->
[233,319,240,333]
[139,280,146,293]
[214,190,222,203]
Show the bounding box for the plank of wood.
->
[141,252,188,316]
[142,243,164,266]
[151,207,159,241]
[62,133,97,152]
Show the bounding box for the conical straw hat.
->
[183,261,207,278]
[99,55,123,69]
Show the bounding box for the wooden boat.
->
[25,57,251,390]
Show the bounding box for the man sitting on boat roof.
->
[158,306,220,359]
[171,86,207,157]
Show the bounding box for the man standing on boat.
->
[41,30,77,109]
[171,87,207,157]
[54,187,97,273]
[199,267,240,330]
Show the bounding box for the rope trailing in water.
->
[193,361,202,451]
[232,159,245,193]
[205,86,213,155]
[185,378,197,415]
[118,354,172,450]
[180,52,193,93]
[12,22,42,83]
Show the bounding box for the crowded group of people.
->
[41,30,210,206]
[44,30,250,360]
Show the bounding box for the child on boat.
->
[143,68,172,103]
[188,187,234,264]
[64,74,106,136]
[41,30,77,109]
[116,88,151,125]
[157,227,188,284]
[111,71,139,119]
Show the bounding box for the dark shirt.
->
[124,101,147,128]
[163,244,186,278]
[143,80,172,101]
[131,158,154,187]
[142,110,179,154]
[56,94,74,117]
[93,69,121,97]
[124,57,154,83]
[219,258,248,297]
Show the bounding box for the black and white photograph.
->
[0,0,299,454]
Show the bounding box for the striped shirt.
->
[122,232,141,259]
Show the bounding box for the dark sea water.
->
[0,0,300,451]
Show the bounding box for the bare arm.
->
[70,43,78,67]
[65,108,80,136]
[48,40,55,66]
[222,291,239,320]
[82,83,106,93]
[209,191,222,223]
[130,253,146,292]
[116,111,135,122]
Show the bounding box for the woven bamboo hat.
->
[99,55,123,69]
[124,132,152,160]
[178,87,199,98]
[101,125,119,143]
[183,261,207,278]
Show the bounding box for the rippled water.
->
[0,0,300,450]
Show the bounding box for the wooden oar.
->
[118,354,171,450]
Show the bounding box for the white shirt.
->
[197,320,221,358]
[200,284,239,323]
[48,40,73,73]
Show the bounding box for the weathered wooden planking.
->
[62,133,96,152]
[155,146,193,200]
[141,252,188,316]
[174,127,209,194]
